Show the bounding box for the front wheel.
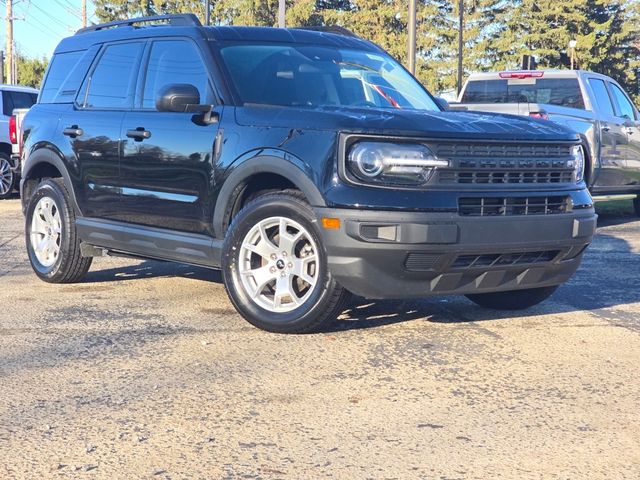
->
[0,154,16,199]
[465,285,559,310]
[221,190,349,333]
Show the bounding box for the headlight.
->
[568,145,585,183]
[347,142,448,186]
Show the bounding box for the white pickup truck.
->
[451,70,640,214]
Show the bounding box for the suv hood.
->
[235,106,578,142]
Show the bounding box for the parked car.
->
[0,85,38,198]
[452,70,640,214]
[20,14,596,333]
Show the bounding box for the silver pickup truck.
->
[451,70,640,214]
[0,85,38,199]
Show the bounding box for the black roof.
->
[56,15,378,54]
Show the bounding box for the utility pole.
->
[205,0,211,25]
[81,0,87,28]
[456,0,464,95]
[6,0,13,84]
[407,0,416,75]
[278,0,285,28]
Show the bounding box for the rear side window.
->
[609,83,636,120]
[2,91,37,116]
[81,42,143,109]
[40,51,83,103]
[588,78,616,117]
[141,40,210,109]
[462,78,585,109]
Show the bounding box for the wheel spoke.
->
[273,275,298,308]
[291,256,317,287]
[242,239,275,260]
[242,264,277,298]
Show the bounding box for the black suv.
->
[21,14,596,333]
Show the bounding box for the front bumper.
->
[314,206,597,299]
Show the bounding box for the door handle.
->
[126,127,152,141]
[601,125,610,133]
[625,127,634,135]
[63,126,83,137]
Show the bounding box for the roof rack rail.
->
[75,13,202,35]
[295,26,359,38]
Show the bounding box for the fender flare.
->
[20,148,82,215]
[213,154,326,238]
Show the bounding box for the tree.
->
[16,54,48,88]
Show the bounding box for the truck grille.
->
[451,250,561,269]
[434,142,575,186]
[458,196,571,216]
[435,143,572,158]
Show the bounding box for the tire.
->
[465,285,558,310]
[25,178,92,283]
[634,196,640,217]
[221,190,349,333]
[0,153,16,199]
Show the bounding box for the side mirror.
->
[156,84,210,113]
[434,96,450,111]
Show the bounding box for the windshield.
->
[217,43,439,111]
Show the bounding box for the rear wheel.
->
[465,285,558,310]
[0,154,16,199]
[25,178,92,283]
[222,190,349,333]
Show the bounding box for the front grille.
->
[439,170,574,185]
[434,142,575,186]
[435,143,572,158]
[458,196,571,216]
[451,250,561,269]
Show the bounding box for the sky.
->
[0,0,97,59]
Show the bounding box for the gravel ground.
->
[1,196,639,479]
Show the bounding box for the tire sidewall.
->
[222,195,337,331]
[25,180,73,280]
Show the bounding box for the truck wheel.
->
[634,196,640,217]
[25,178,92,283]
[0,153,16,199]
[222,190,349,333]
[465,285,558,310]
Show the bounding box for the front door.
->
[587,77,629,189]
[608,81,640,187]
[69,41,144,219]
[119,38,219,234]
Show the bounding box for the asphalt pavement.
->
[1,196,639,479]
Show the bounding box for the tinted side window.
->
[588,78,615,117]
[142,40,210,109]
[40,51,83,103]
[82,42,143,109]
[609,83,636,120]
[2,91,14,116]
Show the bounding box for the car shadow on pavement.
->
[83,260,221,284]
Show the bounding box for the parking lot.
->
[0,196,639,479]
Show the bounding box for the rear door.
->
[587,77,630,189]
[119,37,219,234]
[70,41,144,218]
[608,81,640,187]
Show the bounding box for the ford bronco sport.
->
[20,14,596,333]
